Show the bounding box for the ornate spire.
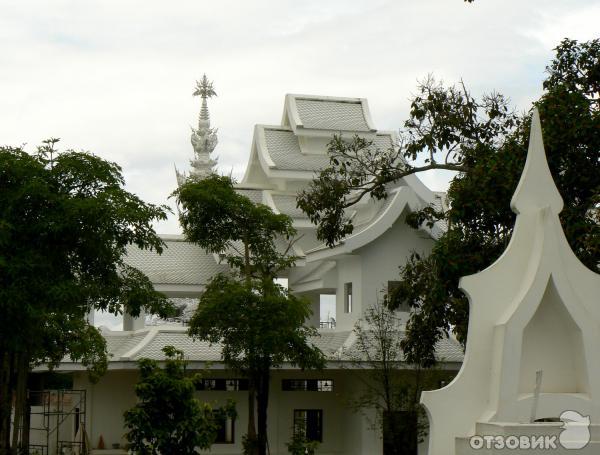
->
[175,74,219,186]
[510,108,563,215]
[193,74,216,125]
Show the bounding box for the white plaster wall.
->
[75,368,381,455]
[294,228,321,253]
[271,370,350,455]
[357,214,434,325]
[297,136,330,155]
[73,370,139,450]
[334,256,362,331]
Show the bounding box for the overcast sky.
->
[1,0,599,236]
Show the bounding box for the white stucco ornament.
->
[175,74,218,185]
[422,109,600,454]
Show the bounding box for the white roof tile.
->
[262,127,395,173]
[295,98,370,131]
[311,331,352,356]
[271,194,308,219]
[434,336,464,363]
[104,331,149,359]
[263,128,329,172]
[341,330,464,364]
[235,188,264,204]
[133,331,223,361]
[100,328,462,364]
[125,238,227,286]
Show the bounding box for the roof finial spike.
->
[193,74,217,127]
[193,74,216,99]
[172,73,219,185]
[510,108,563,215]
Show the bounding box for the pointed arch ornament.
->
[422,110,600,454]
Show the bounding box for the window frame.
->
[293,409,323,443]
[196,378,249,391]
[344,282,353,313]
[282,379,334,392]
[213,410,235,444]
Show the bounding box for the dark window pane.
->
[283,379,333,392]
[213,410,235,444]
[344,283,353,313]
[237,379,249,391]
[294,409,323,443]
[197,378,248,391]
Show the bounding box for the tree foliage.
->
[286,427,319,455]
[0,140,173,453]
[124,346,234,455]
[174,174,297,279]
[190,276,325,373]
[343,300,454,454]
[298,38,599,367]
[297,75,518,247]
[174,175,325,455]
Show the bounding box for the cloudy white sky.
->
[1,0,599,236]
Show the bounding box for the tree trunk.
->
[11,354,27,453]
[383,410,417,455]
[0,352,7,455]
[0,350,15,455]
[20,395,30,455]
[246,377,259,455]
[256,366,270,455]
[242,239,259,455]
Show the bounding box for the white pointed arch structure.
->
[422,110,600,454]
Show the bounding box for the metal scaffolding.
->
[25,390,87,455]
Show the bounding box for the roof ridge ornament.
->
[510,108,563,215]
[175,74,219,186]
[193,74,217,124]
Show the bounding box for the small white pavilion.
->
[423,110,600,455]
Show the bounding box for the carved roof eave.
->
[304,186,442,262]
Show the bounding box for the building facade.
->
[52,89,463,455]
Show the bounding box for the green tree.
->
[343,299,454,455]
[173,175,326,455]
[0,140,173,454]
[297,38,599,365]
[124,346,233,455]
[286,426,319,455]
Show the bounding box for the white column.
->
[123,309,146,331]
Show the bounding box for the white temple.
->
[423,110,600,454]
[48,89,463,455]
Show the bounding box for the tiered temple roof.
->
[93,92,463,367]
